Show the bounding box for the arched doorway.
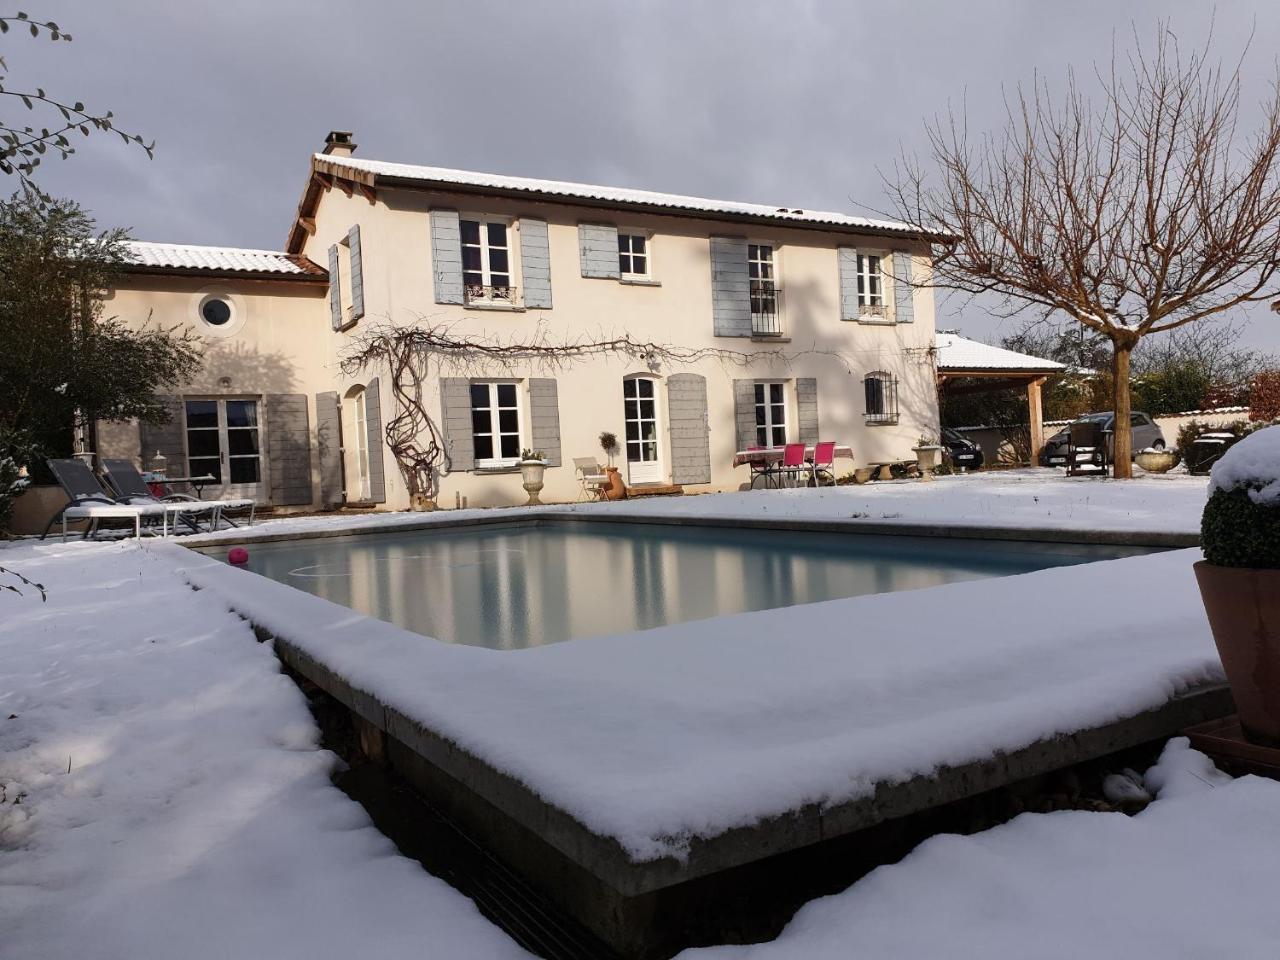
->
[342,384,371,502]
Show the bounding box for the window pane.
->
[490,272,511,291]
[633,235,646,255]
[498,409,518,432]
[638,379,653,398]
[488,249,509,274]
[499,434,520,459]
[185,400,218,429]
[754,383,765,403]
[496,383,517,406]
[229,458,260,484]
[470,384,490,408]
[460,220,480,244]
[619,253,630,273]
[471,409,491,434]
[755,406,766,426]
[487,221,507,247]
[772,427,786,446]
[227,430,259,456]
[225,401,257,428]
[627,440,642,461]
[474,436,494,461]
[639,399,654,420]
[187,431,220,457]
[632,254,646,274]
[624,379,638,400]
[769,383,783,403]
[625,421,639,441]
[462,246,482,272]
[189,457,221,483]
[756,427,768,446]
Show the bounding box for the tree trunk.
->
[1110,336,1136,479]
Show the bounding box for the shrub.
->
[1201,425,1280,568]
[1176,418,1251,453]
[1250,370,1280,423]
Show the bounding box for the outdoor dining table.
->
[142,472,218,498]
[732,445,854,488]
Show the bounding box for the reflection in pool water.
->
[218,522,1156,649]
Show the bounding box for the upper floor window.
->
[618,233,649,278]
[754,381,787,447]
[470,381,521,466]
[748,244,781,336]
[864,371,899,424]
[857,253,887,318]
[461,218,513,304]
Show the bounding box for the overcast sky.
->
[9,0,1280,349]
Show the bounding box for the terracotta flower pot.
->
[603,466,627,501]
[1194,561,1280,744]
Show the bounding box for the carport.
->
[935,333,1066,463]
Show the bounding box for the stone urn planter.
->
[912,444,944,478]
[519,459,548,505]
[1193,426,1280,744]
[1135,448,1179,474]
[602,466,627,501]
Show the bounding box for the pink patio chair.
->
[777,443,809,487]
[810,441,837,487]
[746,445,773,489]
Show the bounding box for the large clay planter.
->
[1194,561,1280,744]
[602,466,627,501]
[1136,449,1179,473]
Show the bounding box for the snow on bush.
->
[1209,423,1280,504]
[1202,426,1280,568]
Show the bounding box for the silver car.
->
[1040,411,1166,466]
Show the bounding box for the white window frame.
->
[618,231,652,280]
[470,381,523,468]
[856,252,888,318]
[460,215,515,304]
[748,242,781,334]
[753,381,788,448]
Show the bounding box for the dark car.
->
[1039,411,1166,466]
[943,427,985,470]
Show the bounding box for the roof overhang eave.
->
[117,264,329,285]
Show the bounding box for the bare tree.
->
[890,25,1280,476]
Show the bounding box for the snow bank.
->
[679,742,1278,960]
[0,540,531,960]
[177,542,1223,863]
[1209,425,1280,505]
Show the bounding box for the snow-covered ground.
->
[0,540,533,960]
[679,739,1280,960]
[189,468,1211,544]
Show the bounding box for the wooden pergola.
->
[935,333,1066,462]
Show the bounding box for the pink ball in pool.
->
[228,547,249,566]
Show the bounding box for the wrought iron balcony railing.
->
[464,283,517,305]
[750,281,783,336]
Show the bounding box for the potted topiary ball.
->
[1194,424,1280,744]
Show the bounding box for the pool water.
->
[218,521,1156,649]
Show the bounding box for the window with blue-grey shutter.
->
[439,377,475,472]
[667,373,711,484]
[265,394,314,506]
[578,223,620,278]
[520,218,553,308]
[315,391,343,507]
[430,209,464,304]
[327,244,342,330]
[732,379,757,451]
[710,237,752,337]
[796,378,819,445]
[527,378,561,466]
[892,250,915,323]
[347,225,365,322]
[364,377,386,502]
[838,247,860,321]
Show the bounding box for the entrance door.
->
[623,377,663,484]
[184,398,267,502]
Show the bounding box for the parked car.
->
[942,427,984,470]
[1039,411,1165,466]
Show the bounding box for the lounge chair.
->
[41,459,213,540]
[99,458,255,527]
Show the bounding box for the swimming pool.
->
[211,520,1158,649]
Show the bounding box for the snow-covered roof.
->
[935,332,1065,373]
[314,153,922,236]
[122,241,327,280]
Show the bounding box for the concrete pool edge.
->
[183,507,1201,550]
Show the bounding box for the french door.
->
[184,398,266,502]
[623,377,663,484]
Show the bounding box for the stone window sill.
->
[619,277,661,287]
[474,465,521,475]
[465,302,527,313]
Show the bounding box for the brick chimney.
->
[322,130,356,157]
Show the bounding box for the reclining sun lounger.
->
[99,458,256,528]
[41,459,218,540]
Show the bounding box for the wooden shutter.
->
[364,377,386,502]
[347,225,365,321]
[892,250,915,323]
[796,378,819,445]
[838,247,860,321]
[327,244,343,330]
[667,373,711,484]
[315,391,342,507]
[265,394,313,506]
[520,218,553,308]
[732,379,757,451]
[138,396,186,476]
[710,237,752,337]
[528,378,561,467]
[429,209,464,304]
[578,223,619,278]
[439,377,475,472]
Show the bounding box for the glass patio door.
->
[184,398,266,501]
[623,377,663,485]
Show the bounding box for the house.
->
[99,131,941,511]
